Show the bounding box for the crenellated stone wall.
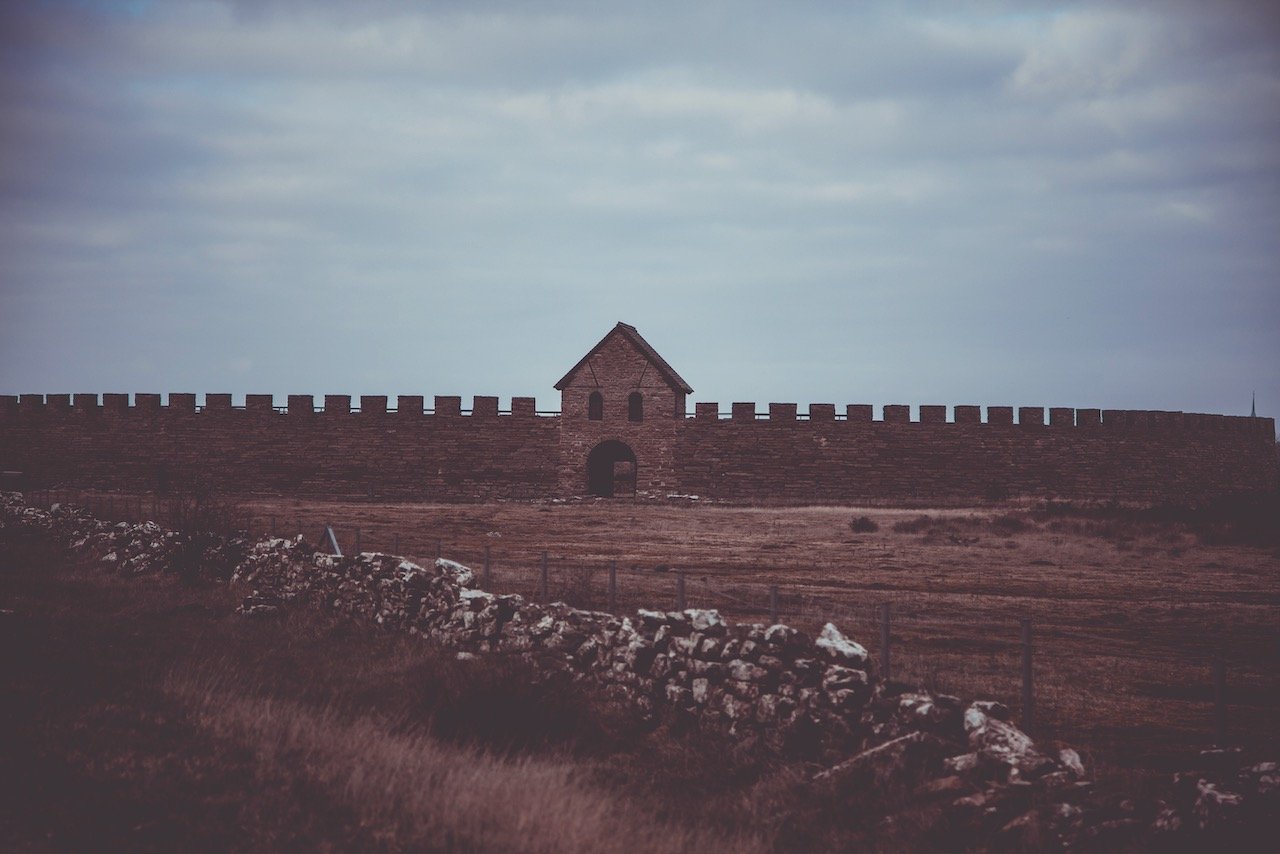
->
[0,394,1274,503]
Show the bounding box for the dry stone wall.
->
[2,491,1274,849]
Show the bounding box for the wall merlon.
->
[246,394,274,412]
[1102,410,1124,427]
[398,395,425,416]
[19,394,45,413]
[288,395,314,415]
[695,402,719,420]
[431,395,457,417]
[324,395,351,415]
[512,397,537,417]
[103,393,129,413]
[205,394,232,411]
[1049,407,1073,427]
[988,406,1014,425]
[809,403,835,421]
[769,403,797,421]
[1076,408,1101,427]
[168,393,196,412]
[954,405,981,424]
[0,395,17,417]
[74,394,99,412]
[920,405,946,424]
[135,394,161,412]
[846,404,873,422]
[731,402,756,422]
[883,405,910,423]
[360,395,387,415]
[1018,407,1044,427]
[472,396,499,417]
[48,394,70,411]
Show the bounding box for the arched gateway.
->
[586,440,636,497]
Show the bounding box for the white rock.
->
[434,557,475,587]
[1059,747,1086,777]
[816,623,869,663]
[686,609,724,632]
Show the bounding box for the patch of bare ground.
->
[37,490,1280,781]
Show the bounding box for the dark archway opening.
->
[586,440,637,497]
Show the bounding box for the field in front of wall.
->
[46,489,1280,779]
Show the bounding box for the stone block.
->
[987,406,1013,425]
[883,405,910,423]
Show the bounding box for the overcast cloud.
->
[2,0,1277,417]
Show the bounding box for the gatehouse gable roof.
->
[554,322,694,394]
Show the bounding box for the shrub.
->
[167,485,246,583]
[848,516,879,534]
[989,513,1033,536]
[892,515,935,534]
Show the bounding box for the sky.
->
[2,0,1278,417]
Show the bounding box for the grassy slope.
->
[4,534,898,852]
[0,538,727,851]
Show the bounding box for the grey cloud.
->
[1,0,1276,417]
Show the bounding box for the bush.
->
[989,513,1033,536]
[167,486,246,583]
[848,516,879,534]
[892,515,935,534]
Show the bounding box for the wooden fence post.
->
[483,545,492,587]
[879,602,892,681]
[676,571,686,610]
[323,524,343,557]
[1021,618,1035,731]
[540,551,549,601]
[769,585,780,625]
[393,533,400,555]
[608,561,617,612]
[1213,656,1226,746]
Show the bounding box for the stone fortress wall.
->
[0,388,1273,503]
[1,322,1275,502]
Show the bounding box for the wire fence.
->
[28,487,1280,754]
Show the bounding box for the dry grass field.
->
[42,490,1280,781]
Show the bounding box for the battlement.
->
[687,401,1274,437]
[4,320,1273,503]
[0,393,556,419]
[2,394,1272,440]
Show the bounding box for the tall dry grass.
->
[165,667,767,854]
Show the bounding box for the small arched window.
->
[588,391,603,421]
[628,391,643,423]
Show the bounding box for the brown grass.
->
[37,489,1280,777]
[166,670,762,854]
[1,534,787,851]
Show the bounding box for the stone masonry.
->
[0,323,1275,502]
